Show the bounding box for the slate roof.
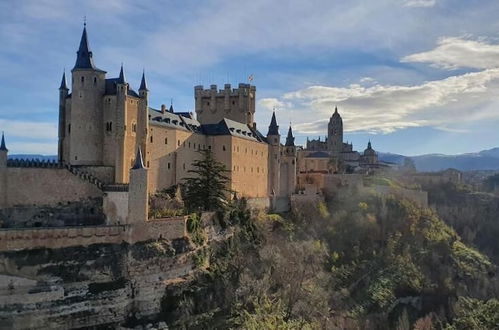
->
[73,26,105,72]
[267,111,279,135]
[0,132,7,152]
[104,78,140,97]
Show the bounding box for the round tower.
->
[58,71,69,163]
[267,111,281,196]
[69,24,106,165]
[328,106,343,157]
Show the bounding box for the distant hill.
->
[8,154,58,161]
[379,147,499,172]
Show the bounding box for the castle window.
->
[193,143,196,148]
[257,167,259,173]
[165,138,168,144]
[232,101,235,105]
[124,125,127,131]
[183,163,186,170]
[223,145,226,151]
[147,161,150,167]
[207,102,210,106]
[208,145,211,150]
[93,77,97,85]
[80,76,84,85]
[68,124,71,134]
[189,142,191,148]
[178,140,180,146]
[75,156,78,160]
[132,123,137,133]
[150,136,153,143]
[183,142,185,147]
[168,162,171,169]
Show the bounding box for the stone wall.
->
[77,165,115,184]
[0,198,104,228]
[1,167,102,208]
[0,225,126,251]
[103,191,129,225]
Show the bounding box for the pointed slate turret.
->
[117,64,126,84]
[73,25,97,70]
[0,132,7,152]
[132,147,145,169]
[267,111,279,136]
[285,125,295,146]
[367,140,372,149]
[332,106,341,118]
[59,71,68,90]
[139,71,148,91]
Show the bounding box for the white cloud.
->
[0,120,57,140]
[270,68,499,135]
[402,37,499,70]
[403,0,436,8]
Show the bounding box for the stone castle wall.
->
[1,167,102,208]
[0,216,187,252]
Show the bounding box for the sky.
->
[2,0,499,156]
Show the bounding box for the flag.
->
[248,74,254,82]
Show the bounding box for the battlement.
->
[194,83,256,97]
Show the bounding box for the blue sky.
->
[2,0,499,156]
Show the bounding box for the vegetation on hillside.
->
[159,188,499,329]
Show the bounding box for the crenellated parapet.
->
[194,83,256,126]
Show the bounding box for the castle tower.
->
[128,147,149,224]
[194,83,256,126]
[0,132,8,208]
[69,23,106,165]
[58,71,69,163]
[267,111,281,196]
[0,132,7,169]
[138,71,150,167]
[328,106,343,157]
[114,64,129,183]
[280,125,297,196]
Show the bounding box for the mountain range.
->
[379,147,499,172]
[9,148,499,172]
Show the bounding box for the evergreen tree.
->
[183,149,231,211]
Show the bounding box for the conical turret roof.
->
[285,125,295,146]
[267,111,279,136]
[132,147,145,169]
[0,132,8,152]
[73,25,98,70]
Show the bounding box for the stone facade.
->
[53,26,296,199]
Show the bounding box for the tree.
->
[183,149,231,212]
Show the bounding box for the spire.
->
[169,98,174,112]
[73,24,97,70]
[367,140,372,149]
[267,111,279,136]
[0,132,7,152]
[59,70,68,90]
[332,106,341,118]
[132,147,145,169]
[117,63,125,84]
[139,70,148,91]
[285,125,295,147]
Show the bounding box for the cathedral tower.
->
[328,106,343,157]
[69,24,106,165]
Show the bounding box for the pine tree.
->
[183,149,231,212]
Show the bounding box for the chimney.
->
[161,104,166,114]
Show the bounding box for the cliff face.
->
[0,238,196,329]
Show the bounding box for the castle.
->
[54,24,296,200]
[0,25,381,216]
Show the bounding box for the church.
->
[56,25,297,198]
